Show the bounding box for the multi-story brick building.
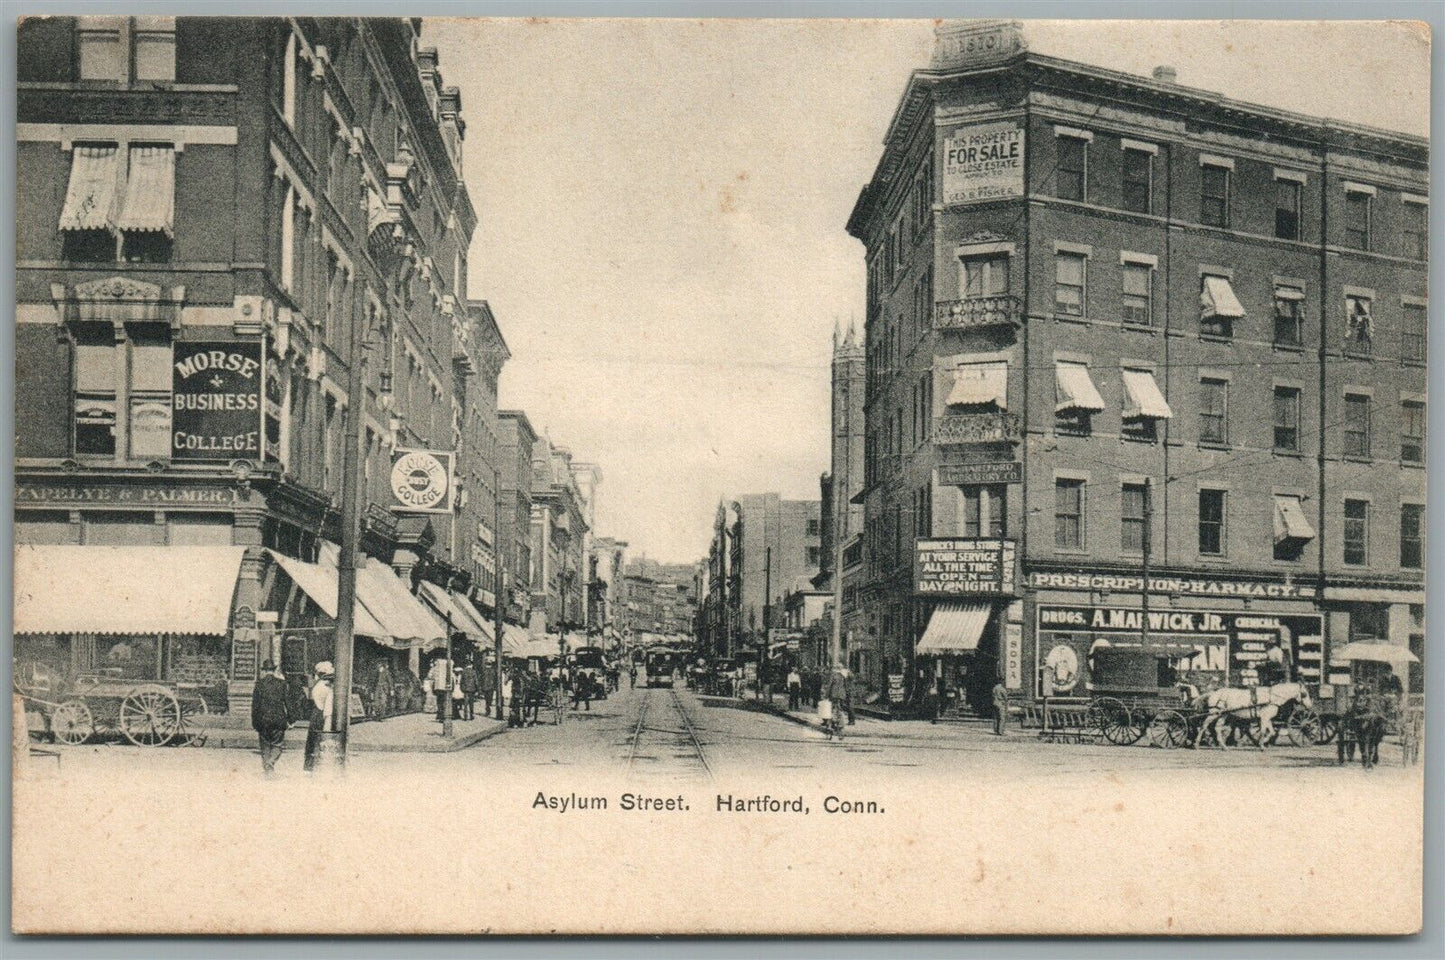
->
[497,409,538,628]
[14,16,502,713]
[529,436,591,634]
[588,535,629,642]
[617,556,700,640]
[847,21,1427,716]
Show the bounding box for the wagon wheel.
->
[174,695,209,747]
[119,686,181,746]
[1090,698,1138,745]
[1316,716,1340,745]
[1286,705,1324,747]
[50,699,95,745]
[1149,709,1191,749]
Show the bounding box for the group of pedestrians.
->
[424,653,499,722]
[249,658,336,776]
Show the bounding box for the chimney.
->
[1152,65,1178,83]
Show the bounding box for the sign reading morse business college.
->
[171,341,263,461]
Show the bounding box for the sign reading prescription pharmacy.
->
[944,122,1025,205]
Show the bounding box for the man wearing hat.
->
[250,659,292,776]
[303,661,335,773]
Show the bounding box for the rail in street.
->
[624,688,713,781]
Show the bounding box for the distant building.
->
[618,556,700,640]
[497,410,539,627]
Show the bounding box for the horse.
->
[1194,682,1312,750]
[1343,689,1396,770]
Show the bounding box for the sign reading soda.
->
[171,341,263,460]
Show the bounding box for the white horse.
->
[1194,682,1312,750]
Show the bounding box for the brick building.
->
[497,409,538,628]
[846,21,1427,715]
[14,16,503,714]
[617,556,699,641]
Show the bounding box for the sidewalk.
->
[205,710,507,753]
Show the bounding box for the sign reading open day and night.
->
[943,121,1025,205]
[171,341,264,461]
[914,538,1017,597]
[390,448,456,514]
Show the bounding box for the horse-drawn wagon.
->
[18,670,209,747]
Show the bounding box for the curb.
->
[202,721,508,753]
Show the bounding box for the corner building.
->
[846,21,1426,716]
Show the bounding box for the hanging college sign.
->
[943,121,1025,205]
[171,341,263,460]
[390,448,455,514]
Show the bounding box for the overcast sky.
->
[431,19,1429,564]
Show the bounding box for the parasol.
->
[1331,642,1419,663]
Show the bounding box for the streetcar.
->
[643,648,680,688]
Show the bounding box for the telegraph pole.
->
[760,546,771,700]
[1141,479,1152,647]
[442,608,455,739]
[493,464,505,721]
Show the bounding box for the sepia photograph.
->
[9,11,1432,937]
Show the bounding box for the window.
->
[806,519,820,536]
[73,336,118,456]
[1402,201,1427,260]
[1273,495,1314,561]
[1274,179,1301,240]
[1402,304,1426,363]
[1054,253,1086,317]
[961,255,1009,300]
[1200,164,1230,227]
[1273,387,1301,451]
[1198,489,1226,556]
[1054,479,1084,549]
[1199,274,1244,338]
[1273,286,1304,346]
[1199,378,1228,445]
[280,186,297,291]
[80,16,177,83]
[1121,483,1147,554]
[1344,189,1371,250]
[1400,504,1424,569]
[1401,401,1425,464]
[1343,499,1368,565]
[1121,148,1152,213]
[128,332,172,460]
[60,142,175,264]
[963,485,1006,538]
[1344,295,1373,355]
[1121,261,1153,326]
[912,158,933,238]
[1120,368,1171,442]
[1056,135,1087,201]
[807,546,821,567]
[1343,393,1371,458]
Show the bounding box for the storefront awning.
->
[1201,276,1246,318]
[15,545,244,636]
[1055,362,1106,413]
[268,551,390,641]
[1331,642,1418,664]
[357,559,446,650]
[1122,369,1173,420]
[115,145,176,236]
[1274,496,1316,544]
[947,362,1008,408]
[417,581,494,645]
[915,602,991,655]
[59,144,121,231]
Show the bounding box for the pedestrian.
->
[786,667,802,711]
[460,659,479,721]
[427,654,451,722]
[303,661,334,773]
[451,665,467,721]
[479,654,497,718]
[628,661,638,688]
[991,679,1009,736]
[825,666,852,725]
[250,659,292,777]
[572,670,593,711]
[508,664,526,728]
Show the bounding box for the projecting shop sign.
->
[390,448,456,514]
[914,538,1017,596]
[171,341,263,460]
[943,121,1025,205]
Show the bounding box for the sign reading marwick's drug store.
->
[171,342,263,460]
[915,538,1017,596]
[943,121,1024,205]
[390,448,455,514]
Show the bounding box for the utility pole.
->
[760,545,771,700]
[493,464,505,721]
[442,608,454,739]
[1141,479,1152,647]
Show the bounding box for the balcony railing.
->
[934,412,1023,445]
[935,295,1022,332]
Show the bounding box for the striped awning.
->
[1273,496,1315,544]
[417,581,494,644]
[916,602,992,655]
[116,145,176,236]
[1055,361,1106,413]
[1201,275,1246,319]
[268,551,390,641]
[947,362,1008,408]
[1122,369,1173,420]
[59,144,121,231]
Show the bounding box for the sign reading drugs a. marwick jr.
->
[943,121,1024,205]
[390,448,455,514]
[171,341,263,460]
[915,538,1017,596]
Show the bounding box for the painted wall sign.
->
[944,121,1025,205]
[16,483,236,505]
[171,341,263,460]
[937,461,1022,486]
[1028,570,1313,600]
[1004,621,1023,689]
[915,538,1017,596]
[390,448,455,514]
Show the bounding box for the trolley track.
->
[623,688,713,781]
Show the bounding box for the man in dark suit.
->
[250,659,292,776]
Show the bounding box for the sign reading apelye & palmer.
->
[171,342,263,461]
[915,538,1017,597]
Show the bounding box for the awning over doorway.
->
[15,545,245,636]
[915,602,992,655]
[417,581,494,644]
[267,550,390,641]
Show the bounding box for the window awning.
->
[915,602,993,655]
[1201,276,1246,318]
[14,545,244,636]
[947,362,1008,408]
[357,559,447,650]
[60,144,121,232]
[1274,496,1316,545]
[417,581,494,645]
[1121,369,1173,420]
[116,145,175,236]
[1055,362,1106,413]
[268,550,390,641]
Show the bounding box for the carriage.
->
[18,670,210,747]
